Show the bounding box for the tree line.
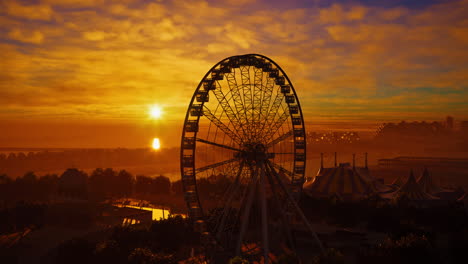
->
[0,168,174,204]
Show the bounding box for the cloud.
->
[43,0,103,8]
[4,1,54,21]
[7,29,44,44]
[0,0,467,125]
[318,3,367,24]
[82,31,114,41]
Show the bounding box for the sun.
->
[152,138,161,150]
[149,105,163,119]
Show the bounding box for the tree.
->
[312,248,344,264]
[152,175,171,195]
[88,168,118,200]
[136,175,153,194]
[229,256,250,264]
[115,170,134,197]
[88,168,107,200]
[55,238,95,264]
[171,180,184,195]
[38,174,59,200]
[128,247,156,264]
[58,168,88,198]
[14,171,38,200]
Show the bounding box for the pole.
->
[320,153,324,169]
[260,162,269,263]
[353,153,356,170]
[365,152,368,169]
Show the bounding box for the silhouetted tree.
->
[15,171,38,200]
[93,239,124,264]
[312,248,344,264]
[171,180,184,195]
[152,175,171,195]
[115,170,134,198]
[135,175,153,194]
[0,174,12,204]
[55,238,95,264]
[58,168,87,198]
[38,174,59,200]
[88,168,108,200]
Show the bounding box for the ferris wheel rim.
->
[179,54,309,258]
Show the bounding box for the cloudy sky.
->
[0,0,467,148]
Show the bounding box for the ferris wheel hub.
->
[233,143,272,163]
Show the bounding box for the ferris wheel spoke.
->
[258,73,275,132]
[259,87,285,140]
[252,67,263,137]
[263,111,290,142]
[203,106,242,145]
[196,138,241,152]
[195,158,239,174]
[211,82,247,139]
[266,129,293,148]
[269,161,294,178]
[226,72,247,137]
[240,66,253,132]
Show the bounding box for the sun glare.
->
[152,138,161,150]
[149,105,163,119]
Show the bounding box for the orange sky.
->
[1,0,467,148]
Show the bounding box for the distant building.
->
[378,156,468,169]
[307,131,360,144]
[461,121,468,134]
[375,120,447,141]
[446,116,454,130]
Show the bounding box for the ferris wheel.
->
[180,54,322,262]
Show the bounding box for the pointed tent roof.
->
[355,167,394,194]
[417,168,444,194]
[392,174,407,187]
[303,163,373,200]
[396,170,439,201]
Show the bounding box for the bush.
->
[311,248,344,264]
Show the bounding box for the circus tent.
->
[303,163,374,200]
[417,167,444,194]
[394,170,439,201]
[391,174,407,187]
[355,167,394,194]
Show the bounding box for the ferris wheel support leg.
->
[215,161,245,240]
[266,161,325,254]
[236,165,259,257]
[264,166,295,251]
[260,162,270,263]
